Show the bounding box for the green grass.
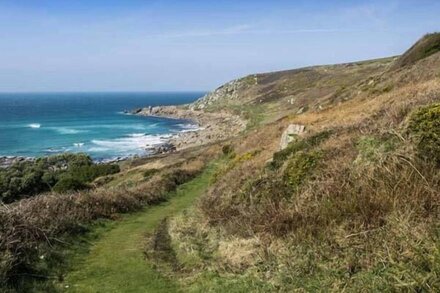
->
[229,104,266,130]
[58,161,221,293]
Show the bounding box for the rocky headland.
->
[136,105,246,151]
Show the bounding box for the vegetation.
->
[270,130,331,169]
[407,103,440,164]
[0,157,206,291]
[394,32,440,68]
[52,176,88,193]
[143,168,160,179]
[0,154,120,203]
[282,150,322,189]
[221,144,234,156]
[58,159,220,292]
[141,34,440,291]
[3,34,440,292]
[355,135,397,163]
[162,123,439,291]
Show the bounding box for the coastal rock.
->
[189,75,258,111]
[146,143,176,155]
[132,108,143,114]
[0,156,35,169]
[279,124,305,150]
[134,104,247,152]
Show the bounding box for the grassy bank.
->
[57,160,221,292]
[0,157,208,292]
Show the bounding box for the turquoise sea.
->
[0,92,202,160]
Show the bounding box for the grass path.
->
[61,162,219,293]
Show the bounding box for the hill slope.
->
[190,57,396,121]
[1,34,440,292]
[393,32,440,69]
[146,34,440,291]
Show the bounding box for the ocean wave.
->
[177,123,203,133]
[88,147,111,152]
[44,147,69,153]
[128,133,146,137]
[49,127,88,135]
[28,123,41,129]
[90,134,166,153]
[45,148,62,153]
[85,124,148,131]
[73,143,84,147]
[117,111,132,116]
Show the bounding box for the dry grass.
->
[177,120,439,290]
[159,49,440,290]
[393,32,440,69]
[4,36,440,291]
[0,153,211,289]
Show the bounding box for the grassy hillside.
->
[393,32,440,69]
[1,34,440,292]
[191,56,397,125]
[148,34,440,291]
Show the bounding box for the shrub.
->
[0,154,120,203]
[143,168,159,179]
[407,103,440,165]
[222,144,234,156]
[163,168,201,189]
[53,176,89,193]
[68,164,120,183]
[270,130,331,169]
[283,150,322,189]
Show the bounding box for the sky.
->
[0,0,439,92]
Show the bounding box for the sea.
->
[0,92,203,161]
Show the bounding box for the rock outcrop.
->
[279,124,305,150]
[190,75,257,110]
[137,106,246,151]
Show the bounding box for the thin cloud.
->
[156,24,253,38]
[152,26,360,39]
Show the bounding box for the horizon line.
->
[0,90,208,94]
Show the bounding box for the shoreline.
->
[0,105,246,169]
[135,105,247,151]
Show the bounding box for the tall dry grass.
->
[169,61,440,289]
[0,158,206,288]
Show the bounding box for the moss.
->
[407,103,440,165]
[283,150,322,189]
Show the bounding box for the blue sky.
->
[0,0,439,92]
